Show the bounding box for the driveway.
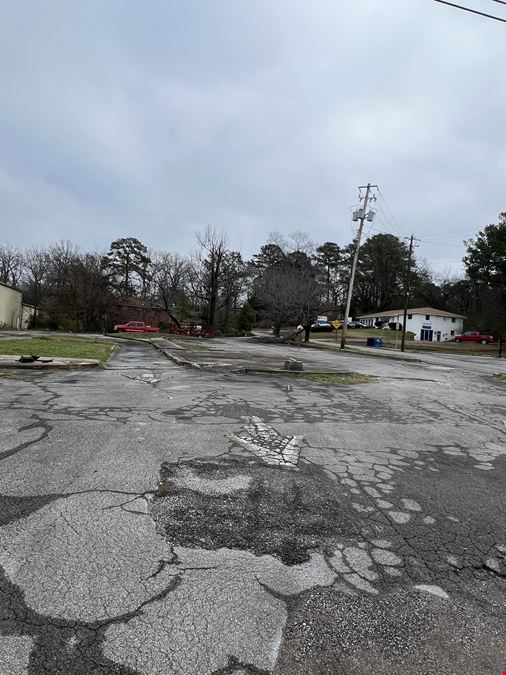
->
[1,337,505,674]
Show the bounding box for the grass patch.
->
[404,342,498,356]
[303,372,374,385]
[171,340,205,351]
[309,328,406,340]
[0,337,116,362]
[493,374,506,382]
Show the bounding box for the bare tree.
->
[0,244,23,286]
[217,252,249,330]
[268,230,315,256]
[151,252,190,326]
[68,253,112,330]
[255,261,323,338]
[46,241,81,296]
[188,226,236,327]
[21,247,51,325]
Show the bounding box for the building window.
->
[425,315,430,320]
[407,314,412,320]
[451,330,455,336]
[451,317,455,323]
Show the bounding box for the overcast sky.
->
[1,0,505,275]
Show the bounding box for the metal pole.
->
[340,183,375,350]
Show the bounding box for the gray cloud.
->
[1,0,505,273]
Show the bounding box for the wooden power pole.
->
[400,234,417,352]
[340,183,377,350]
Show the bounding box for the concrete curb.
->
[235,368,374,376]
[149,339,201,369]
[0,359,101,370]
[167,352,201,369]
[345,346,424,364]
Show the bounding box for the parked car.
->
[454,331,494,344]
[310,320,334,332]
[113,321,160,333]
[348,321,369,329]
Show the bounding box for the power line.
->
[433,0,506,23]
[421,230,476,239]
[430,259,463,265]
[374,206,405,238]
[376,191,408,237]
[488,0,506,6]
[418,239,467,248]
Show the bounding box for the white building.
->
[355,306,465,342]
[0,282,34,329]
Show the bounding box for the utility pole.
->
[400,234,418,352]
[340,183,377,350]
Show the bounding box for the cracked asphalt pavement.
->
[1,336,505,674]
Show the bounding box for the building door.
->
[420,329,433,342]
[436,331,441,342]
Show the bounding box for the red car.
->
[113,321,160,333]
[454,331,494,345]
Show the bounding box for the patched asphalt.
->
[151,456,360,565]
[0,336,505,674]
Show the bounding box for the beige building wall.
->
[0,282,23,329]
[22,304,35,329]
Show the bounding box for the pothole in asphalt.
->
[150,455,360,565]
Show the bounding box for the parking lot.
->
[1,336,505,674]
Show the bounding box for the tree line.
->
[0,213,504,335]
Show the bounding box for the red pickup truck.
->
[454,331,494,344]
[113,321,160,333]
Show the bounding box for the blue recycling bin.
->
[366,337,383,348]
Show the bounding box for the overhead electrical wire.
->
[376,191,408,237]
[433,0,506,23]
[421,230,477,239]
[374,205,406,239]
[429,259,463,265]
[417,239,467,248]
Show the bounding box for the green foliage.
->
[464,214,506,287]
[354,233,410,312]
[464,213,506,336]
[103,237,151,297]
[237,303,256,331]
[251,244,285,269]
[314,242,342,305]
